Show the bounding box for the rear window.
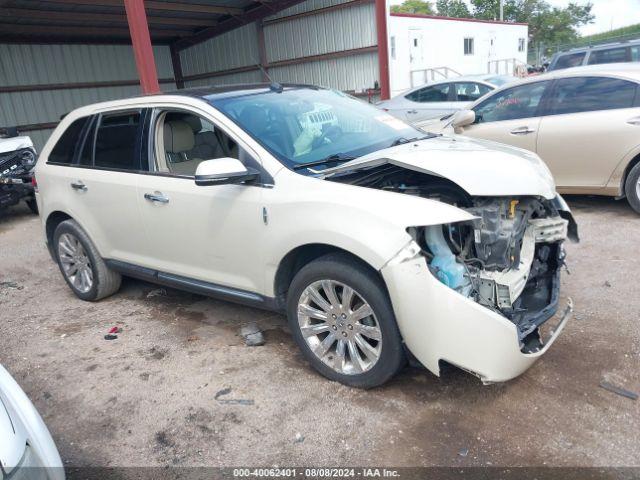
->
[588,47,629,65]
[552,52,586,70]
[549,76,638,115]
[48,117,89,164]
[94,112,141,170]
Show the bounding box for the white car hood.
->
[0,136,34,154]
[321,135,557,199]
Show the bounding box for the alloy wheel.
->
[297,279,382,375]
[57,233,94,293]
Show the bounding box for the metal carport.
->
[1,0,390,150]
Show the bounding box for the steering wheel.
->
[312,125,343,149]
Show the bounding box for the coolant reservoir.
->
[425,226,470,295]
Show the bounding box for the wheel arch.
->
[45,210,74,257]
[273,243,384,310]
[622,151,640,196]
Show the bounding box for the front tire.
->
[625,162,640,214]
[53,220,121,301]
[286,253,405,388]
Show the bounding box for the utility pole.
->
[500,0,504,21]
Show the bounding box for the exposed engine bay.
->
[330,165,578,353]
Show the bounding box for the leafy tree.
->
[391,0,435,15]
[436,0,471,18]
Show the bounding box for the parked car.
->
[0,364,64,479]
[0,129,38,214]
[34,84,577,388]
[422,64,640,214]
[377,74,517,123]
[548,39,640,71]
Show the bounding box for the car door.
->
[459,80,552,153]
[403,83,458,123]
[135,108,267,294]
[536,75,640,188]
[45,110,149,264]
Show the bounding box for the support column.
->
[256,20,269,82]
[375,0,390,100]
[170,44,185,89]
[124,0,161,94]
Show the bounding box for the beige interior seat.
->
[163,120,203,176]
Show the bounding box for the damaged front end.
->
[414,196,573,353]
[330,164,578,370]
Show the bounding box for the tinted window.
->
[94,112,141,170]
[553,52,586,70]
[588,47,629,65]
[474,81,550,123]
[406,83,451,103]
[549,76,637,115]
[49,117,89,164]
[632,46,640,62]
[455,82,492,101]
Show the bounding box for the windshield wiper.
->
[293,153,356,171]
[389,134,436,147]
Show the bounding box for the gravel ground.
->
[1,196,639,472]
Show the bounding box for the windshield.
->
[207,87,425,172]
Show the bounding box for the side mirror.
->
[451,109,475,133]
[194,158,259,186]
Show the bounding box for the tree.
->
[391,0,435,15]
[436,0,471,18]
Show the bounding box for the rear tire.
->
[286,253,405,388]
[625,162,640,214]
[53,219,121,301]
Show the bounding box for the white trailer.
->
[387,12,529,97]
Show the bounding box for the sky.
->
[388,0,640,36]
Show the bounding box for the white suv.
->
[35,84,577,388]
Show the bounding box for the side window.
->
[94,112,141,170]
[406,84,450,103]
[474,81,550,123]
[588,47,629,65]
[553,52,586,70]
[548,76,637,115]
[455,82,492,102]
[157,111,239,177]
[632,46,640,62]
[48,117,89,164]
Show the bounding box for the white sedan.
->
[377,74,517,124]
[35,84,576,387]
[0,365,64,479]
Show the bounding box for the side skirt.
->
[105,259,282,312]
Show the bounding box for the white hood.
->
[321,135,557,199]
[0,136,34,154]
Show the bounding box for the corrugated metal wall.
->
[0,44,175,151]
[179,0,379,94]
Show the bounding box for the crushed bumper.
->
[381,255,572,383]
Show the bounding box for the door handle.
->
[627,116,640,126]
[510,127,535,135]
[407,109,418,114]
[70,181,87,191]
[144,192,170,204]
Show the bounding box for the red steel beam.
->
[124,0,160,94]
[374,0,390,100]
